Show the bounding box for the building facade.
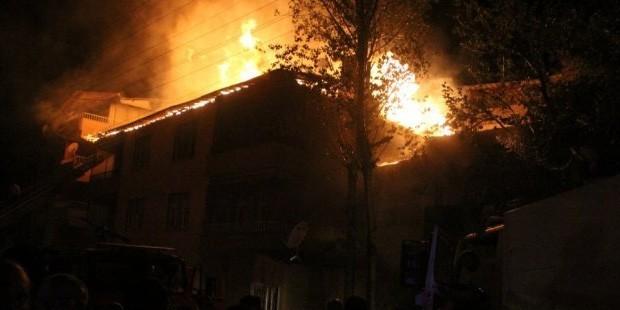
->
[76,70,445,309]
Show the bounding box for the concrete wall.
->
[502,175,620,309]
[114,107,216,266]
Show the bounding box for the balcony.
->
[82,112,109,123]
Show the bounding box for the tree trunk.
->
[354,0,375,308]
[346,165,358,297]
[362,166,376,310]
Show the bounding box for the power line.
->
[89,0,280,90]
[111,15,289,94]
[150,29,294,104]
[147,28,293,96]
[120,0,199,42]
[101,0,234,67]
[118,0,247,58]
[92,0,178,49]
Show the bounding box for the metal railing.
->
[82,112,109,123]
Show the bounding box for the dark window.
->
[167,193,190,231]
[125,197,145,231]
[132,135,151,169]
[213,94,301,153]
[206,181,283,232]
[172,122,196,160]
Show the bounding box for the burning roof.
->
[83,70,309,143]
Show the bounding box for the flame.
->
[372,52,453,136]
[239,19,258,49]
[161,0,292,104]
[376,160,402,167]
[219,19,265,88]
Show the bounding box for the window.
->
[125,197,145,231]
[172,122,196,160]
[167,193,190,231]
[132,135,151,169]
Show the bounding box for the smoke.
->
[34,0,292,131]
[156,0,292,104]
[32,0,172,132]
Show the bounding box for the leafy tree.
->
[270,0,429,306]
[443,0,620,178]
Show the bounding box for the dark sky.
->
[0,0,154,188]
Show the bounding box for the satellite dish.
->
[286,221,309,249]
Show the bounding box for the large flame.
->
[372,52,453,136]
[220,19,263,85]
[84,9,453,157]
[161,0,292,104]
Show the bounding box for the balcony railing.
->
[82,112,109,123]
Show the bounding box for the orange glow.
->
[219,19,264,85]
[162,0,292,104]
[239,19,258,49]
[376,160,402,167]
[83,6,452,172]
[84,84,250,142]
[372,52,453,137]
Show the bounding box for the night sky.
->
[0,0,161,189]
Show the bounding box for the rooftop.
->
[84,70,313,143]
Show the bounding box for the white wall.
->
[502,175,620,309]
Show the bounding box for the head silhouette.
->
[0,260,31,310]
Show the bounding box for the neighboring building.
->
[54,91,159,139]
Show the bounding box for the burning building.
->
[53,68,467,308]
[52,91,160,139]
[73,70,348,308]
[0,64,529,308]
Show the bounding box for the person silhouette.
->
[0,260,31,310]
